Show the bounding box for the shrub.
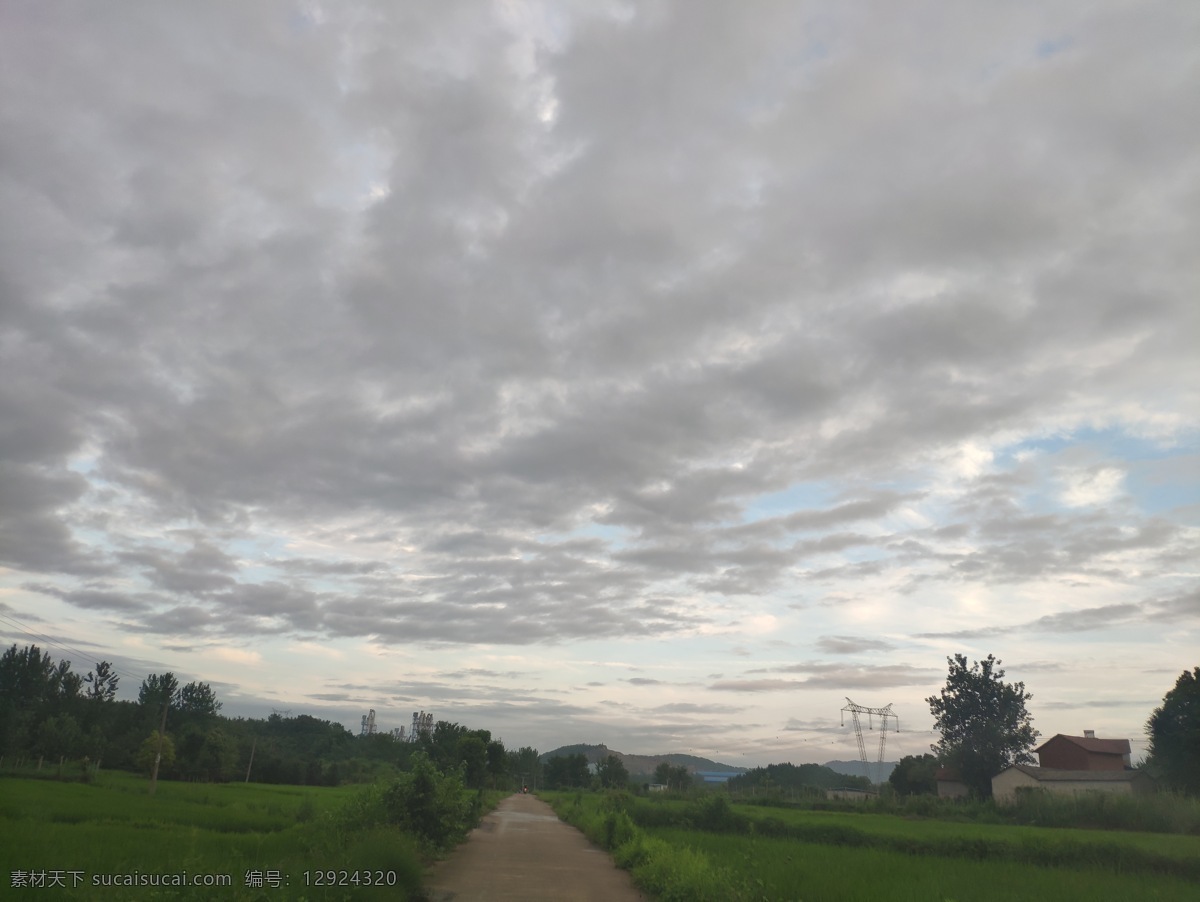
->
[630,837,745,902]
[381,753,474,851]
[686,794,749,833]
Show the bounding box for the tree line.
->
[0,643,546,790]
[726,761,872,796]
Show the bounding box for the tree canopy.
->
[1145,666,1200,796]
[888,753,939,796]
[926,653,1038,797]
[85,662,119,702]
[596,754,629,788]
[543,752,590,789]
[725,762,869,795]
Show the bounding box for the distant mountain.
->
[541,743,744,776]
[823,759,899,781]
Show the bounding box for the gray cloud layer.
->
[1,2,1196,663]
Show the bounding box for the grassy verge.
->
[545,791,747,901]
[546,791,1200,902]
[1,766,500,900]
[631,795,1200,878]
[648,826,1200,902]
[729,786,1200,834]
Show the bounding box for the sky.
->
[1,1,1196,769]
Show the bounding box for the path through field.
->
[423,793,646,901]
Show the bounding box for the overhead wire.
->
[0,610,149,688]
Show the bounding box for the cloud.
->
[0,0,1195,759]
[1059,466,1126,507]
[1040,699,1155,710]
[1145,590,1200,623]
[210,646,263,666]
[916,594,1197,640]
[23,583,155,614]
[714,662,938,692]
[816,636,897,654]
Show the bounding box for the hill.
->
[824,759,899,781]
[541,743,744,776]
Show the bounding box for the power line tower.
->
[840,697,899,785]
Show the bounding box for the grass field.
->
[0,771,458,900]
[643,796,1200,875]
[646,826,1200,902]
[546,790,1200,901]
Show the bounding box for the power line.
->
[0,611,148,687]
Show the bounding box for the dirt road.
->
[422,793,646,901]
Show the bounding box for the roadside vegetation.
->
[546,789,1200,901]
[5,643,1197,899]
[0,643,537,790]
[0,640,530,899]
[1,762,502,900]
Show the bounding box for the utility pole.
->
[149,697,169,797]
[245,737,257,783]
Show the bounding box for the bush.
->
[630,837,745,902]
[549,790,749,901]
[686,794,749,834]
[339,827,424,899]
[381,753,475,851]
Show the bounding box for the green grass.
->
[733,804,1200,865]
[649,827,1200,902]
[0,772,429,899]
[547,791,1200,902]
[731,784,1200,834]
[628,795,1200,875]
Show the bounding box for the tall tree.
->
[0,644,56,706]
[458,734,489,789]
[543,753,589,789]
[177,681,221,719]
[888,754,939,796]
[51,659,83,706]
[654,762,691,790]
[1145,666,1200,796]
[668,764,692,791]
[486,739,508,787]
[139,673,179,795]
[927,654,1038,797]
[1,645,82,757]
[508,746,541,789]
[596,754,629,789]
[85,662,119,702]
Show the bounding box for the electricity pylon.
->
[840,698,898,785]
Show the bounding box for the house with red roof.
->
[992,730,1151,804]
[1035,731,1131,771]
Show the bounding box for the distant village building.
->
[992,765,1154,803]
[935,767,969,799]
[694,770,743,784]
[1034,732,1132,770]
[991,731,1151,804]
[825,787,878,802]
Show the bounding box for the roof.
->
[935,767,962,782]
[999,765,1149,783]
[1035,734,1131,756]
